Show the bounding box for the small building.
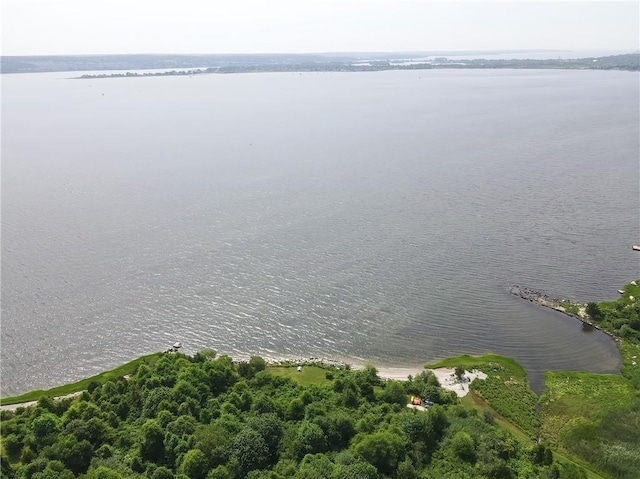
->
[411,396,422,406]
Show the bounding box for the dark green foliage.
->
[295,453,335,478]
[396,458,418,479]
[2,351,595,479]
[151,466,175,479]
[249,356,268,373]
[585,302,602,321]
[35,397,57,414]
[58,437,93,475]
[20,445,37,464]
[207,465,233,479]
[31,413,60,442]
[192,349,216,363]
[381,380,407,406]
[1,453,14,479]
[594,281,640,341]
[65,417,111,447]
[531,443,554,466]
[140,419,165,462]
[400,408,448,456]
[353,429,408,475]
[232,428,270,476]
[3,434,22,460]
[450,431,475,462]
[321,412,355,449]
[237,356,268,380]
[292,422,327,459]
[405,370,440,396]
[247,413,283,463]
[331,460,377,479]
[286,399,305,421]
[193,422,234,467]
[180,449,208,479]
[31,460,75,479]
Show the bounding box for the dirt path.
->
[0,392,83,412]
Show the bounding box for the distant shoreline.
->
[71,54,640,79]
[2,52,637,75]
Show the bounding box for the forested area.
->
[1,352,584,479]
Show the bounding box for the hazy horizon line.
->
[4,48,639,58]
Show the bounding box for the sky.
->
[1,1,638,56]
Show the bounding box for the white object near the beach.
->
[406,404,427,411]
[173,342,182,349]
[297,366,302,372]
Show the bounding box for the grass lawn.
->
[425,353,526,377]
[618,340,640,387]
[541,371,639,479]
[268,365,333,387]
[0,352,163,405]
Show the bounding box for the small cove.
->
[1,69,637,396]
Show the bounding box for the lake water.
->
[2,69,638,396]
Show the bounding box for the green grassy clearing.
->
[541,371,640,479]
[618,340,640,388]
[0,352,162,405]
[267,365,333,387]
[425,353,526,376]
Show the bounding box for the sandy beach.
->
[376,366,488,398]
[1,365,487,411]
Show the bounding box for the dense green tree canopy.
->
[2,348,627,479]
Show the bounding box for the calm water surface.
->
[2,69,639,395]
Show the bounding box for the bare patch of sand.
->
[376,366,487,398]
[427,368,488,397]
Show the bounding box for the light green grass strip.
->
[1,352,162,405]
[425,353,526,377]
